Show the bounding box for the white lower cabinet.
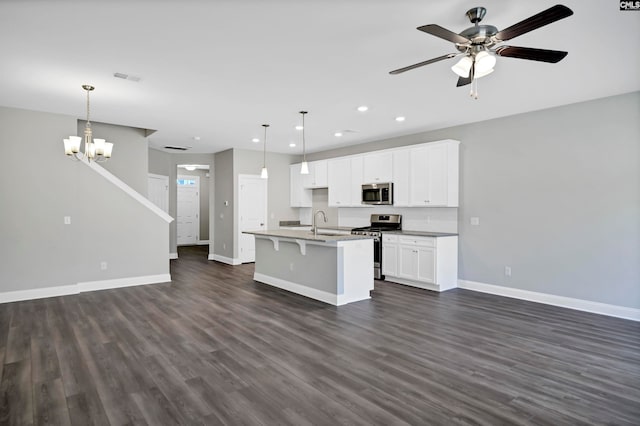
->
[382,233,458,291]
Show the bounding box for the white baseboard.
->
[254,272,339,305]
[0,284,79,304]
[197,240,210,246]
[209,254,241,265]
[169,253,178,259]
[0,274,172,304]
[78,274,171,292]
[458,280,640,322]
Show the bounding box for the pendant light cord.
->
[300,111,307,163]
[262,124,269,166]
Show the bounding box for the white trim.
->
[385,276,443,292]
[197,240,210,245]
[78,274,171,292]
[0,284,79,304]
[0,274,171,304]
[169,253,178,259]
[85,159,174,223]
[209,254,242,265]
[254,272,341,305]
[458,280,640,322]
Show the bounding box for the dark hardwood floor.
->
[1,245,639,425]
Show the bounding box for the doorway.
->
[148,173,169,213]
[238,174,267,263]
[177,174,199,245]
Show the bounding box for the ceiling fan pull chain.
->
[470,78,479,100]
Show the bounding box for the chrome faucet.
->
[313,210,328,237]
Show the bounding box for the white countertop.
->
[244,229,373,242]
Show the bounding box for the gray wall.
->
[212,149,299,261]
[308,92,640,310]
[1,106,169,293]
[78,120,149,196]
[148,149,215,255]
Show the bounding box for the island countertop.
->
[243,229,372,243]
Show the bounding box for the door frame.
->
[148,173,169,213]
[237,174,268,263]
[177,174,200,246]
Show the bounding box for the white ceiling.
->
[1,1,638,155]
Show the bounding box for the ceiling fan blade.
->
[417,24,470,45]
[495,46,568,63]
[456,62,474,87]
[494,4,573,42]
[389,53,457,75]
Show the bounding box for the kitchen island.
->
[243,229,374,306]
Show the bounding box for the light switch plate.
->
[470,217,480,226]
[64,216,71,225]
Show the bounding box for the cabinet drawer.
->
[382,234,398,243]
[398,236,435,247]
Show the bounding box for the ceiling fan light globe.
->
[475,51,496,73]
[475,67,495,79]
[451,56,473,78]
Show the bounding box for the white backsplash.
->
[299,202,458,233]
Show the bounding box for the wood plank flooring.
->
[1,245,639,425]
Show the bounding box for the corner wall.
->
[0,106,171,301]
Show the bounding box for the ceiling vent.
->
[164,145,191,151]
[113,72,141,82]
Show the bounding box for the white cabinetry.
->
[328,156,366,207]
[409,141,459,207]
[303,160,328,188]
[363,152,393,183]
[382,233,458,291]
[392,149,410,206]
[290,164,312,207]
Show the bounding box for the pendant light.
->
[299,111,309,174]
[260,124,269,179]
[63,85,114,162]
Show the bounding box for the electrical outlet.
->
[470,217,480,226]
[100,261,108,271]
[223,243,226,250]
[289,262,294,271]
[504,266,511,277]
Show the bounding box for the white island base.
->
[250,233,374,306]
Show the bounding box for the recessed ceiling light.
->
[395,116,406,122]
[295,125,304,130]
[334,132,343,137]
[193,136,201,141]
[252,138,260,143]
[289,143,296,147]
[357,106,369,112]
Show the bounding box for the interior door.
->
[238,175,267,263]
[177,175,199,245]
[148,173,169,213]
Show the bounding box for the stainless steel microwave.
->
[362,183,393,205]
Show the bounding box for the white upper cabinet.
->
[363,152,393,183]
[392,149,410,206]
[302,160,328,188]
[328,156,366,207]
[290,164,312,207]
[409,141,459,207]
[328,158,350,206]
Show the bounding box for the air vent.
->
[164,145,190,151]
[113,72,141,82]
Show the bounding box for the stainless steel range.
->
[351,214,402,279]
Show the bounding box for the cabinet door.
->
[382,243,398,276]
[398,245,417,279]
[426,143,448,206]
[409,146,430,206]
[416,246,436,283]
[392,149,410,206]
[328,158,351,206]
[363,152,393,183]
[312,160,328,187]
[350,156,364,206]
[290,164,312,207]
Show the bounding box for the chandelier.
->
[63,85,113,162]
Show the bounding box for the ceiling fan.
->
[390,4,574,98]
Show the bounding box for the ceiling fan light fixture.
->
[451,56,473,78]
[474,67,494,79]
[475,50,496,74]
